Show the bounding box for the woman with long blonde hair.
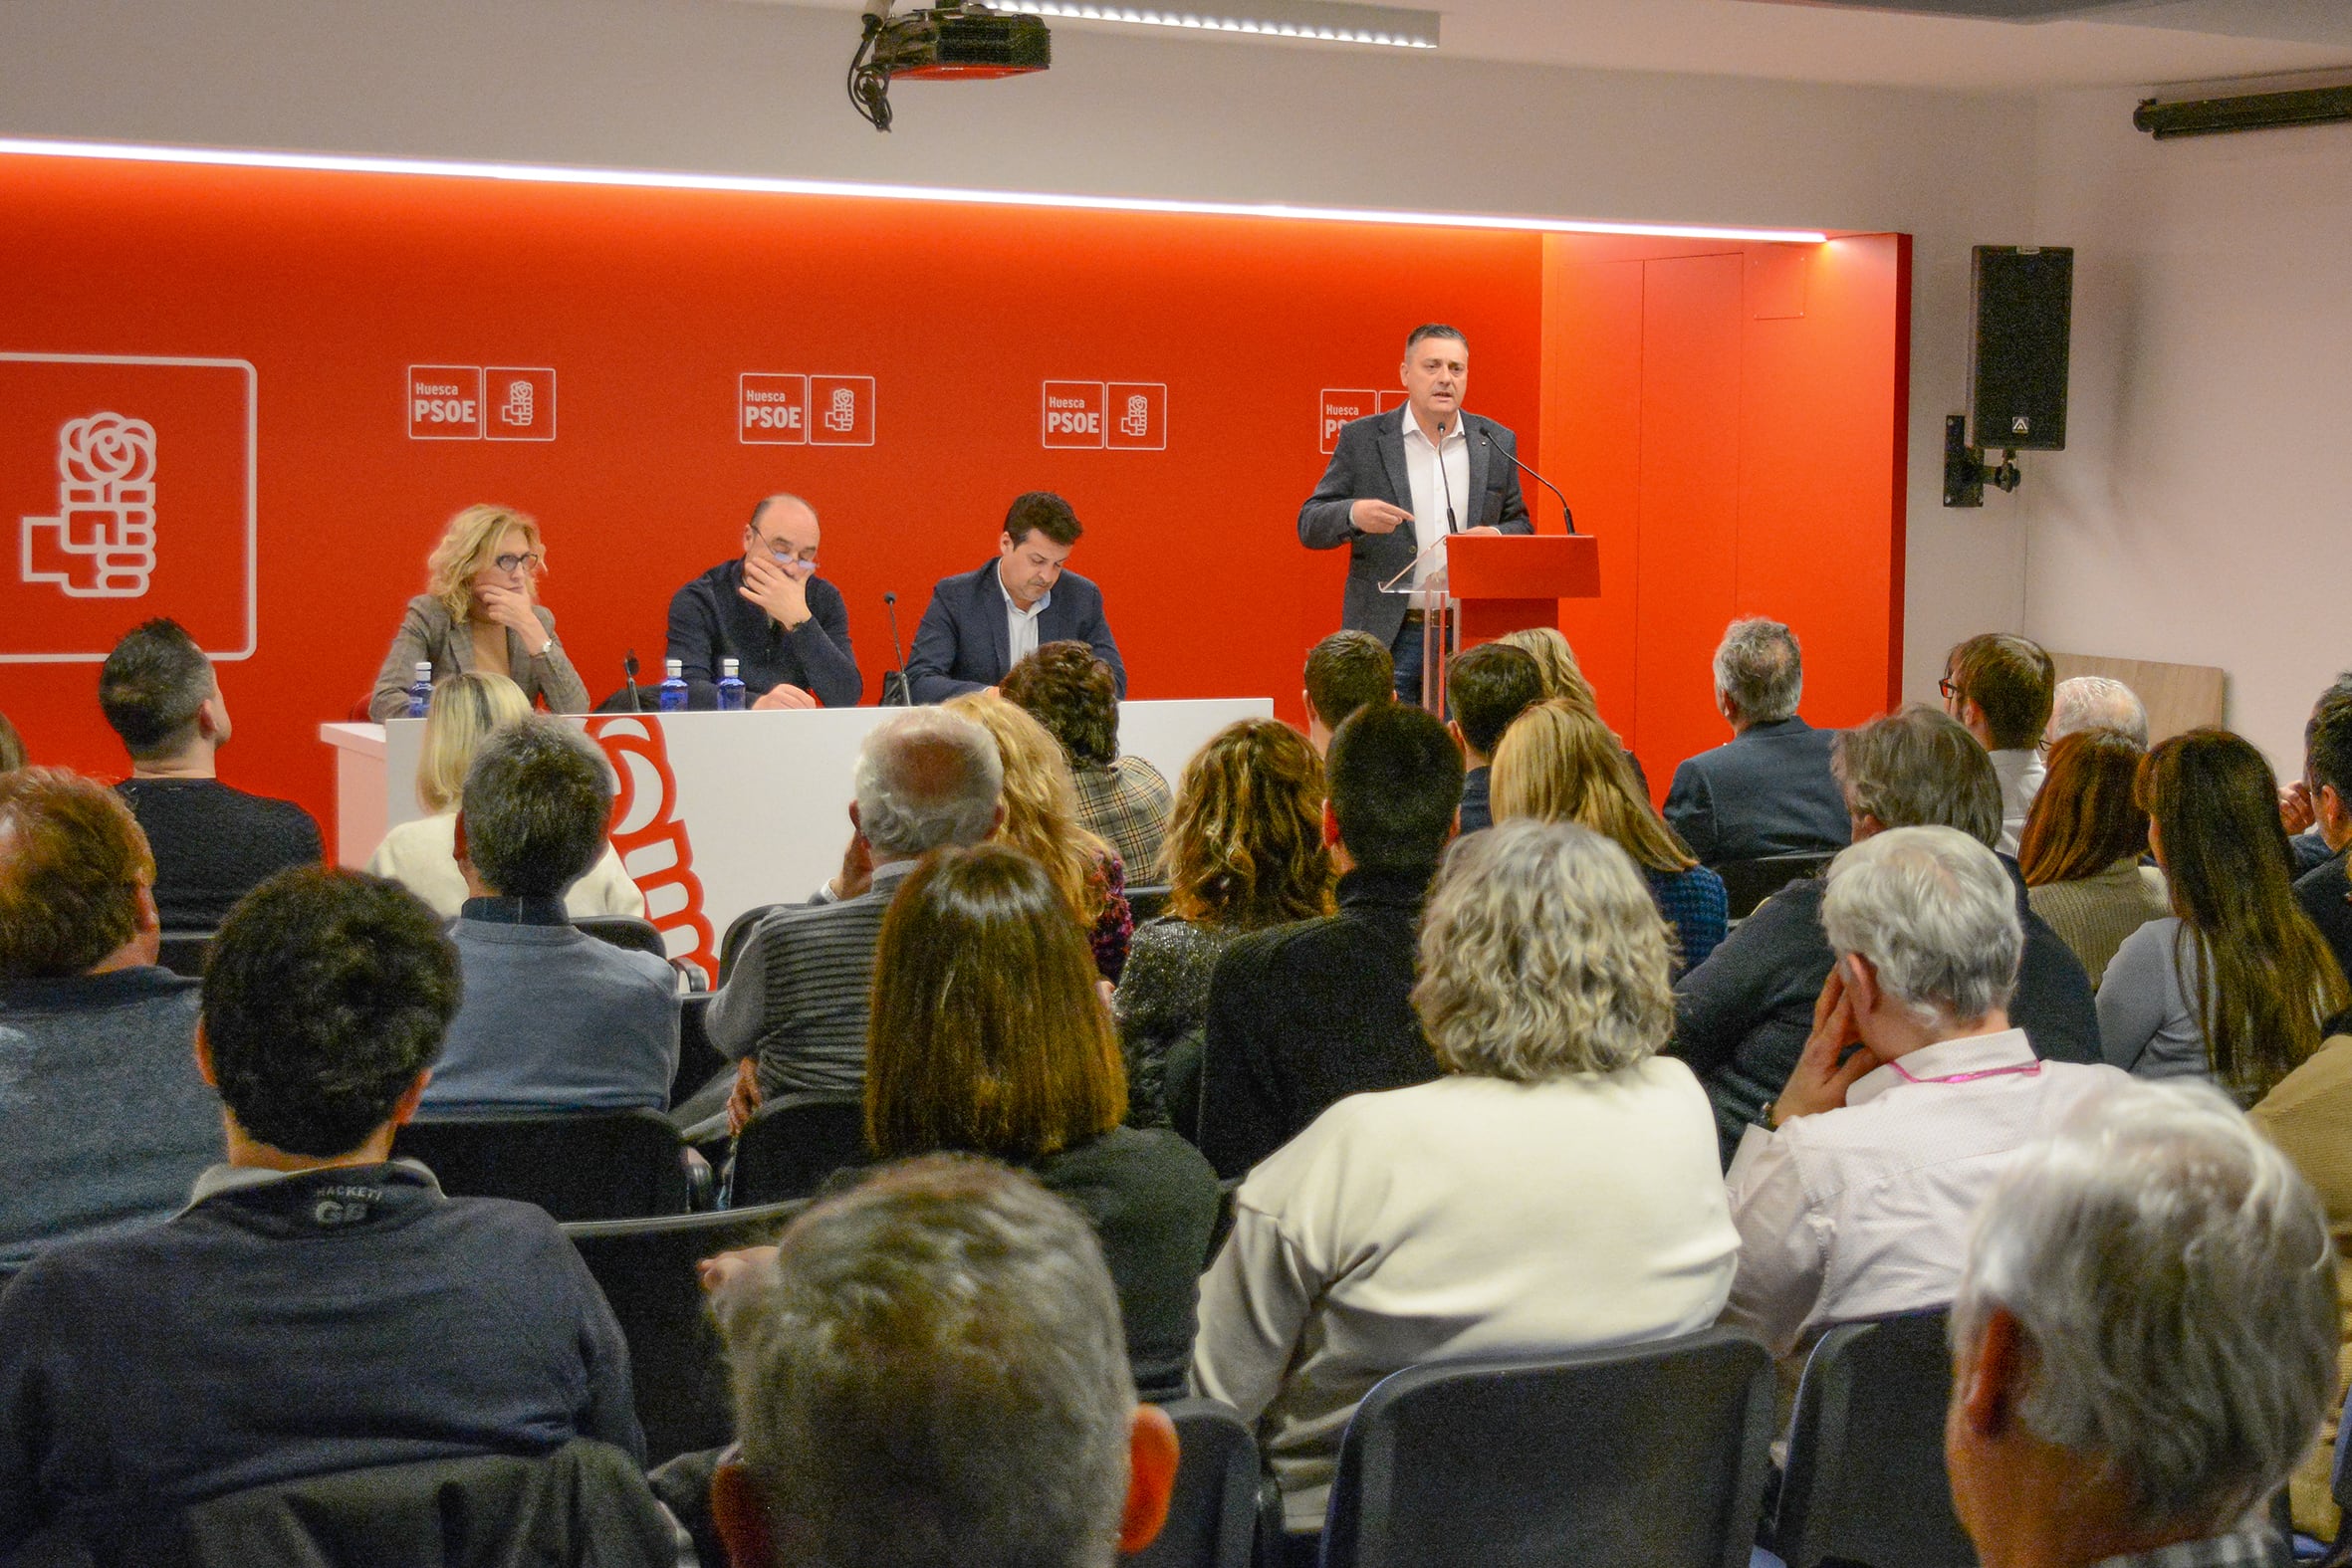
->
[369,504,588,721]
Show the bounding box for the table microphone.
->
[623,649,643,713]
[881,591,911,706]
[1478,425,1579,536]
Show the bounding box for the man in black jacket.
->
[1672,705,2100,1164]
[666,494,861,709]
[1192,702,1461,1178]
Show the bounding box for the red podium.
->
[1408,534,1601,710]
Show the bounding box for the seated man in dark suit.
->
[1663,617,1850,865]
[101,617,322,929]
[1447,640,1542,834]
[1300,629,1392,758]
[0,866,641,1554]
[1672,705,2100,1164]
[664,493,860,710]
[1193,702,1461,1178]
[905,493,1124,704]
[2292,701,2352,992]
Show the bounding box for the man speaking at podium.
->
[1297,325,1532,700]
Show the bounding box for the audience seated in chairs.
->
[711,708,1002,1123]
[415,718,678,1118]
[2018,728,2170,989]
[1663,617,1851,865]
[1445,640,1543,835]
[0,865,640,1555]
[1946,1079,2335,1568]
[2045,673,2149,748]
[1004,638,1173,880]
[1492,699,1728,969]
[864,844,1219,1402]
[1718,826,2127,1373]
[1192,701,1459,1177]
[700,1157,1178,1568]
[1191,818,1739,1544]
[2294,700,2352,991]
[0,769,217,1274]
[1940,632,2056,856]
[365,670,645,920]
[2098,729,2348,1104]
[1115,718,1332,1129]
[945,689,1134,983]
[101,616,322,929]
[1300,629,1393,758]
[1675,706,2101,1164]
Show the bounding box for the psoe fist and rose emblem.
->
[20,412,159,599]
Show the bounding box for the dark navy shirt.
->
[664,558,860,707]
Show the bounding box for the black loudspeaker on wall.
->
[1970,245,2073,452]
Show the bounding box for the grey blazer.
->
[368,593,590,721]
[1295,408,1535,646]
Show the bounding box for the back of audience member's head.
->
[2017,729,2150,887]
[712,1156,1174,1568]
[2046,675,2148,749]
[866,845,1123,1163]
[944,691,1110,923]
[1492,626,1584,701]
[1832,706,2002,847]
[1948,1081,2335,1537]
[417,671,532,813]
[1326,702,1462,874]
[2137,729,2346,1098]
[98,617,217,762]
[1163,719,1331,929]
[0,710,24,774]
[852,708,1004,860]
[2309,671,2352,726]
[1414,819,1674,1081]
[2307,698,2352,811]
[460,718,613,900]
[0,768,155,983]
[1943,633,2056,752]
[1490,700,1695,874]
[1301,631,1392,736]
[1821,826,2021,1028]
[1447,642,1544,761]
[1713,617,1803,727]
[1001,641,1120,772]
[201,867,460,1158]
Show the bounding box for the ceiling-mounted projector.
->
[849,1,1052,131]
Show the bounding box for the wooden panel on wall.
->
[2050,651,2228,746]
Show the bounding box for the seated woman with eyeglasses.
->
[368,504,589,721]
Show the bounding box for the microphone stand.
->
[881,592,912,706]
[623,650,643,713]
[1479,425,1579,535]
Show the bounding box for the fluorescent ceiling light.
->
[991,0,1439,51]
[0,137,1830,244]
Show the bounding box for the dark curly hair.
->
[1002,640,1119,771]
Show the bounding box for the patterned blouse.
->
[1113,916,1247,1129]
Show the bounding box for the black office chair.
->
[718,904,782,985]
[574,914,668,961]
[1319,1328,1775,1568]
[1767,1308,1976,1568]
[672,992,729,1111]
[1714,852,1834,921]
[562,1201,810,1465]
[393,1108,699,1221]
[155,931,213,978]
[1127,1399,1263,1568]
[729,1092,870,1206]
[1126,883,1174,925]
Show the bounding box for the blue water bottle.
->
[716,657,747,712]
[658,657,689,713]
[404,661,432,719]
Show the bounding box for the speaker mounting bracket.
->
[1944,415,2019,509]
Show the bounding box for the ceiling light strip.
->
[993,2,1440,51]
[0,137,1830,244]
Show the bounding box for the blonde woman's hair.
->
[1493,627,1601,718]
[426,504,544,622]
[416,671,531,812]
[1490,699,1696,874]
[944,691,1111,923]
[1413,818,1676,1080]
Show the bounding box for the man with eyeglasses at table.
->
[666,494,861,710]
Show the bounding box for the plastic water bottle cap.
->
[666,659,684,678]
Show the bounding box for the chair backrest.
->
[1126,883,1173,925]
[672,992,728,1110]
[574,914,668,960]
[1771,1309,1976,1568]
[730,1091,871,1207]
[155,931,213,979]
[392,1109,691,1222]
[563,1201,810,1465]
[1714,852,1834,920]
[1128,1399,1261,1568]
[1321,1328,1775,1568]
[718,903,783,984]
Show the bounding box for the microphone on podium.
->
[1478,425,1578,536]
[622,649,644,713]
[880,591,912,706]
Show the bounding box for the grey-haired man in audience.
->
[2043,675,2148,749]
[1946,1079,2335,1568]
[1664,617,1850,865]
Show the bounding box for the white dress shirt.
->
[1719,1027,2125,1361]
[1991,748,2047,857]
[1398,402,1472,600]
[998,563,1051,671]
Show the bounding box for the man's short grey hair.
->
[1413,818,1676,1080]
[1952,1080,2336,1528]
[1830,705,2002,848]
[716,1155,1133,1568]
[1713,617,1803,726]
[461,718,612,900]
[853,710,1003,858]
[1821,826,2020,1024]
[2047,676,2149,749]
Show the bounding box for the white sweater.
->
[363,811,647,922]
[1191,1062,1740,1529]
